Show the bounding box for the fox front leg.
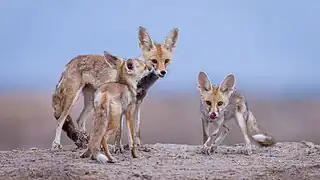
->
[202,118,210,144]
[201,125,220,155]
[209,124,230,152]
[235,112,253,155]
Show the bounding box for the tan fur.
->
[51,52,125,149]
[51,26,179,150]
[80,59,151,163]
[114,26,179,150]
[198,72,275,155]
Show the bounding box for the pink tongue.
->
[210,113,215,119]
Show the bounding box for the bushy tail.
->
[52,71,67,120]
[246,110,276,147]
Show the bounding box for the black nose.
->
[160,70,166,76]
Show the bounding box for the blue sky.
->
[0,0,319,94]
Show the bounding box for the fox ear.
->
[103,51,121,68]
[138,26,155,52]
[198,72,212,92]
[219,73,236,96]
[164,28,179,52]
[125,59,135,74]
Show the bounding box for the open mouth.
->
[158,74,165,78]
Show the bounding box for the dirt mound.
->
[0,142,320,180]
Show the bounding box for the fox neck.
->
[119,63,138,97]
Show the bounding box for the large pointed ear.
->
[125,59,135,74]
[138,26,155,52]
[164,28,179,52]
[103,51,121,68]
[198,72,212,92]
[219,73,236,96]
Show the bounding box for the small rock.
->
[132,172,140,177]
[30,147,38,151]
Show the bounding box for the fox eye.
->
[151,59,158,64]
[205,101,211,106]
[217,101,223,106]
[165,59,170,63]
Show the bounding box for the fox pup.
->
[52,26,179,150]
[80,58,153,163]
[198,72,275,155]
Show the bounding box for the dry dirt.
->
[1,141,320,180]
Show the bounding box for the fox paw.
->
[238,145,253,155]
[131,148,140,158]
[113,145,124,154]
[51,141,62,150]
[210,145,218,153]
[201,145,212,155]
[80,149,91,158]
[107,157,117,163]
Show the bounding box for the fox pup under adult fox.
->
[198,72,275,155]
[80,58,153,163]
[51,26,179,150]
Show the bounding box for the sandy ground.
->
[1,141,320,180]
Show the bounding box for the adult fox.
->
[51,26,179,149]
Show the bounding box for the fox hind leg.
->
[235,112,253,155]
[52,85,82,150]
[113,116,124,154]
[76,84,95,132]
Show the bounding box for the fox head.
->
[122,58,154,87]
[138,26,179,78]
[198,72,236,120]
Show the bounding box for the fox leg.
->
[201,125,221,155]
[113,116,124,154]
[201,118,210,144]
[210,124,230,152]
[134,101,142,146]
[76,85,95,132]
[100,108,120,163]
[80,100,108,161]
[101,128,117,163]
[52,85,82,150]
[235,112,253,155]
[126,103,139,158]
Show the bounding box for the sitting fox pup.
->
[81,58,152,163]
[198,72,275,155]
